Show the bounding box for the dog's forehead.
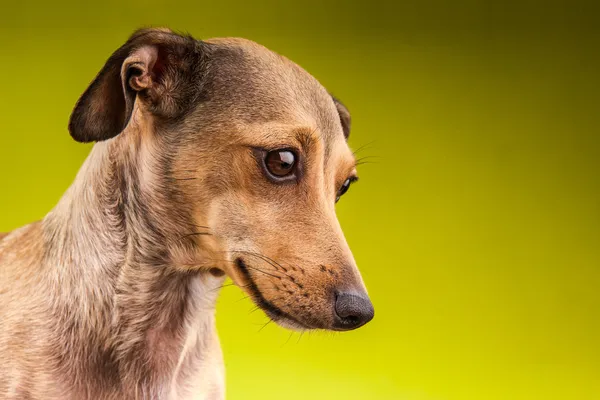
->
[202,38,343,144]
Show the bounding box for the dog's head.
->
[69,28,373,331]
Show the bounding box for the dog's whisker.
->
[218,251,282,273]
[249,305,261,314]
[283,331,295,347]
[352,140,376,156]
[355,155,381,162]
[228,250,288,272]
[258,319,273,332]
[355,161,378,166]
[244,265,283,279]
[236,295,251,303]
[209,282,237,292]
[207,257,281,274]
[247,253,287,272]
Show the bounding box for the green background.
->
[1,1,599,399]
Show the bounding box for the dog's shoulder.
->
[0,223,43,259]
[0,231,11,253]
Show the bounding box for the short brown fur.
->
[0,28,372,400]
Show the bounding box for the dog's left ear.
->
[69,28,204,143]
[332,96,351,139]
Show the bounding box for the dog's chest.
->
[164,275,226,400]
[159,322,224,400]
[172,330,225,400]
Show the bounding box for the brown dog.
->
[0,28,373,399]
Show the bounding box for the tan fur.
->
[0,29,371,399]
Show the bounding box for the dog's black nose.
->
[333,291,374,330]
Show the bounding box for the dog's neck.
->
[41,120,225,395]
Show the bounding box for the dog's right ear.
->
[332,96,351,140]
[69,28,203,143]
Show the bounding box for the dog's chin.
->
[262,308,315,332]
[253,295,320,331]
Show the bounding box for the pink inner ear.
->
[151,48,167,82]
[130,73,151,91]
[124,45,160,91]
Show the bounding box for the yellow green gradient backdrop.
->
[1,1,599,399]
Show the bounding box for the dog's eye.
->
[265,150,296,177]
[336,177,356,202]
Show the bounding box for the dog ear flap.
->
[69,28,203,143]
[332,96,351,139]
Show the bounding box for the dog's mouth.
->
[234,258,315,330]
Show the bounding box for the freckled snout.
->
[333,291,375,331]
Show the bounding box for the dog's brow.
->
[295,127,320,151]
[240,125,319,151]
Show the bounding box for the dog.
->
[0,28,374,399]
